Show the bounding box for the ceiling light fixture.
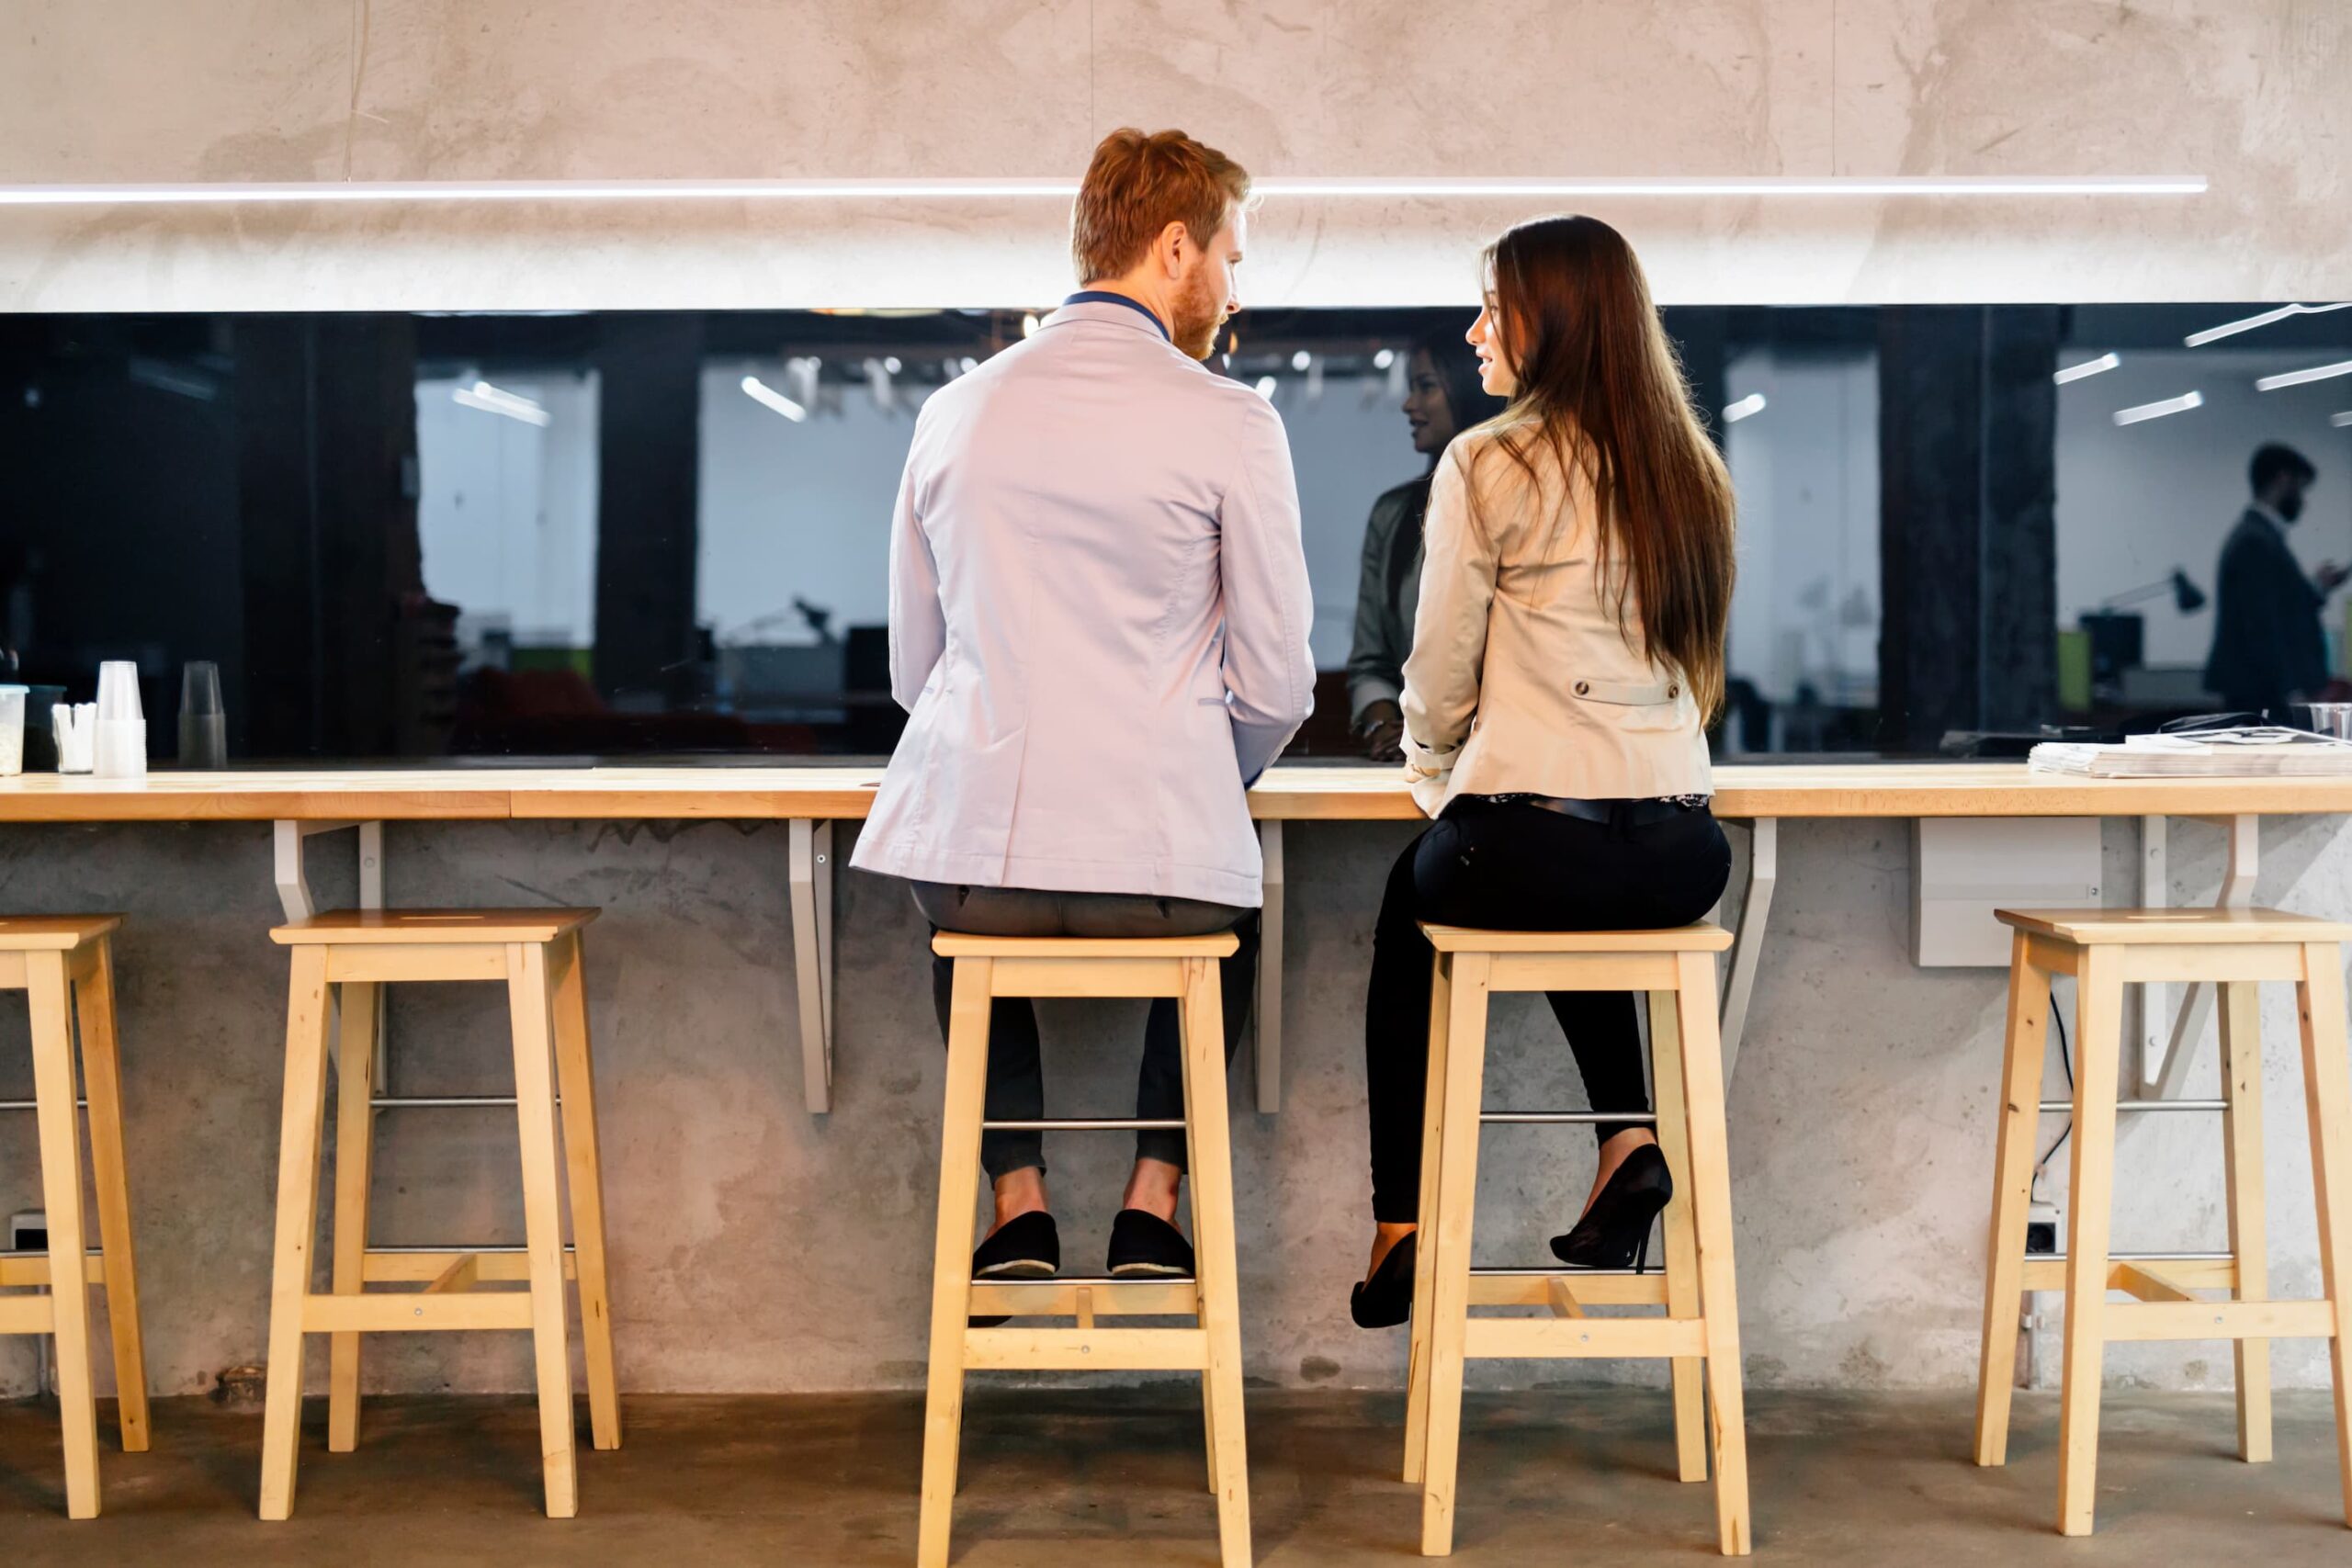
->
[740,374,807,422]
[452,378,548,426]
[2052,353,2120,385]
[1723,392,1767,423]
[2255,360,2352,392]
[2183,302,2352,347]
[2113,390,2203,425]
[0,174,2209,207]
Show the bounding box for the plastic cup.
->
[96,660,142,722]
[179,660,226,769]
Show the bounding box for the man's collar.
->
[1058,289,1172,344]
[2251,500,2290,531]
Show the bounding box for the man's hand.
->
[2320,561,2349,594]
[1355,699,1407,763]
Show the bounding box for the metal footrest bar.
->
[1481,1111,1657,1125]
[372,1095,562,1109]
[979,1117,1185,1132]
[2038,1099,2225,1114]
[0,1100,87,1111]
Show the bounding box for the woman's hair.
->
[1412,325,1508,457]
[1468,214,1736,719]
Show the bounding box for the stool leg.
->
[28,953,99,1517]
[326,979,379,1454]
[1419,952,1490,1559]
[1402,949,1453,1486]
[1974,932,2052,1466]
[74,938,150,1455]
[1648,987,1709,1484]
[507,942,578,1518]
[2293,942,2352,1526]
[550,931,623,1450]
[2218,979,2271,1463]
[1178,955,1253,1567]
[259,945,334,1521]
[1670,951,1750,1556]
[919,956,991,1568]
[2056,948,2124,1537]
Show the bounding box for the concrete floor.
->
[2,1387,2348,1564]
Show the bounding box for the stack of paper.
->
[2030,728,2352,778]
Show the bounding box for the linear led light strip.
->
[0,174,2208,206]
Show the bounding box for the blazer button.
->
[1573,680,1590,695]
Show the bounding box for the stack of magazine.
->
[2029,727,2352,778]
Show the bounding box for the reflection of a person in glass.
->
[1345,332,1509,759]
[2205,443,2346,714]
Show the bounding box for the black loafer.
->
[969,1211,1058,1327]
[1107,1209,1195,1277]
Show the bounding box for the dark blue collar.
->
[1063,290,1171,343]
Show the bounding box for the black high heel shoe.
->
[1350,1232,1418,1328]
[1549,1144,1672,1270]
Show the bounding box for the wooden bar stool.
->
[919,931,1251,1568]
[1975,907,2352,1536]
[1403,922,1749,1557]
[0,915,150,1518]
[257,908,621,1520]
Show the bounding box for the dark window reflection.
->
[2,304,2346,765]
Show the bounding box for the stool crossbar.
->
[1404,922,1750,1557]
[0,915,149,1519]
[1974,907,2352,1537]
[920,931,1252,1568]
[259,909,621,1521]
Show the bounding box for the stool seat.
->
[932,931,1238,959]
[1997,907,2352,944]
[1420,921,1732,953]
[271,908,599,944]
[0,915,124,950]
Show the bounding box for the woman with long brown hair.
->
[1351,214,1737,1326]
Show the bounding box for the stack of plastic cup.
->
[0,684,24,776]
[94,660,147,779]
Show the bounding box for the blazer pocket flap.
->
[1571,675,1680,706]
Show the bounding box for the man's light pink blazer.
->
[850,300,1317,908]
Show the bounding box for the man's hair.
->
[2251,442,2316,494]
[1071,128,1251,284]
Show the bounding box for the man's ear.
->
[1157,220,1191,278]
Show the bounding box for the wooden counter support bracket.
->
[787,818,836,1113]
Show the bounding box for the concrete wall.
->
[3,811,2350,1399]
[2,2,2348,310]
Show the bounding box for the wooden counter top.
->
[6,761,2352,823]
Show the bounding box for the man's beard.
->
[1170,269,1225,360]
[2279,492,2306,524]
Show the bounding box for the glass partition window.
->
[2,303,2346,763]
